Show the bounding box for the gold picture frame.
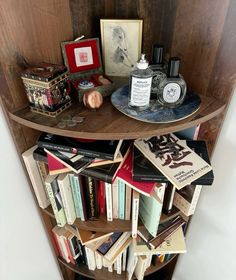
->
[100,19,143,77]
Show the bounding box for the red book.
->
[115,150,157,196]
[47,153,69,175]
[99,181,106,214]
[51,229,63,258]
[63,237,75,265]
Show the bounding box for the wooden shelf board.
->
[42,205,181,233]
[58,254,177,279]
[9,94,225,140]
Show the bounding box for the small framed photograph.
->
[100,19,143,76]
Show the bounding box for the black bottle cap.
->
[152,44,164,64]
[167,57,180,77]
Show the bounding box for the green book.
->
[45,174,66,227]
[139,184,166,237]
[68,174,81,218]
[72,175,86,221]
[118,179,125,220]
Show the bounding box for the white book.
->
[125,185,132,220]
[56,228,70,263]
[134,255,148,280]
[105,182,113,221]
[108,264,113,272]
[116,253,122,274]
[22,146,50,209]
[145,254,152,270]
[132,190,140,238]
[173,185,202,216]
[57,174,76,225]
[112,179,119,219]
[127,241,138,280]
[45,174,66,227]
[95,251,103,269]
[85,246,96,271]
[122,248,127,271]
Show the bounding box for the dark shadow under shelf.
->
[58,254,177,279]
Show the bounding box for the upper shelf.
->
[9,93,225,140]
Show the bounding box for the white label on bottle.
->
[130,77,152,107]
[163,83,181,103]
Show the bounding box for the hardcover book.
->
[76,229,113,246]
[38,132,123,160]
[173,184,202,216]
[134,134,213,189]
[134,255,148,280]
[116,150,158,196]
[133,139,214,186]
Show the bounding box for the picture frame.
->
[100,19,143,77]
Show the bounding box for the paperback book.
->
[134,134,213,189]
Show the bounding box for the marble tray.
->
[111,85,201,123]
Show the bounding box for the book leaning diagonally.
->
[134,134,212,190]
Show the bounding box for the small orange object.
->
[83,89,103,110]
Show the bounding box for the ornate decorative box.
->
[21,62,72,117]
[61,38,114,102]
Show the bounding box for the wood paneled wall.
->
[0,2,236,278]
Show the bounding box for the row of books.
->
[52,221,185,279]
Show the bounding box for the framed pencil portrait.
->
[100,19,143,77]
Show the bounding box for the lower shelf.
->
[58,254,177,279]
[43,205,181,232]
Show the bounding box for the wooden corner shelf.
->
[9,94,225,140]
[42,205,181,233]
[58,254,177,279]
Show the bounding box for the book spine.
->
[125,186,132,220]
[95,251,103,269]
[116,253,122,274]
[68,174,80,218]
[45,180,66,227]
[132,190,140,238]
[105,182,113,221]
[162,184,175,214]
[84,246,96,270]
[73,176,86,221]
[63,237,75,264]
[36,161,49,182]
[33,148,48,163]
[58,235,70,263]
[57,175,76,225]
[81,168,113,184]
[122,248,127,271]
[83,176,99,220]
[22,153,50,209]
[189,185,202,215]
[99,181,106,215]
[118,179,125,220]
[112,180,119,219]
[51,230,63,258]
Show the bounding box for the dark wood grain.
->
[58,254,177,279]
[9,94,225,140]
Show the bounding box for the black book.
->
[80,162,121,184]
[37,132,123,160]
[132,140,214,185]
[80,176,99,220]
[33,146,47,163]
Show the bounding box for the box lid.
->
[61,38,103,79]
[21,62,67,82]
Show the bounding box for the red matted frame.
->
[61,38,102,74]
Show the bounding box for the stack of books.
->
[22,132,214,279]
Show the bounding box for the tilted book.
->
[134,255,148,280]
[134,134,213,189]
[139,184,166,237]
[22,146,50,209]
[116,150,158,196]
[173,184,202,216]
[38,132,123,160]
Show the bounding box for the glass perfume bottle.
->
[157,57,186,108]
[129,54,153,111]
[149,44,167,99]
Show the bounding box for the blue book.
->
[118,179,125,220]
[72,175,86,221]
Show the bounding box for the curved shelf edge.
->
[42,205,181,232]
[9,94,226,140]
[58,254,177,279]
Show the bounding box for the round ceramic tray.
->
[111,85,201,123]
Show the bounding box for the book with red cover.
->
[115,150,158,197]
[99,181,106,215]
[47,153,70,175]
